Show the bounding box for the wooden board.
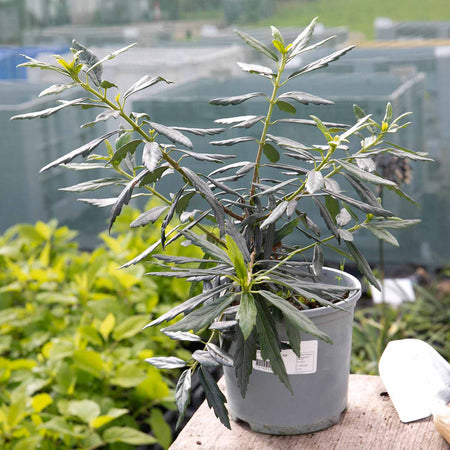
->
[170,374,449,449]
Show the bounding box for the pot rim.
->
[300,266,362,318]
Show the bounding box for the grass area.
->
[254,0,450,40]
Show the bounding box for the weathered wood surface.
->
[170,375,449,449]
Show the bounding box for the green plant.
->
[11,18,430,429]
[0,212,199,449]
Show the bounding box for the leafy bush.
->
[352,284,450,375]
[0,206,200,449]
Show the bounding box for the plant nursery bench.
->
[169,374,448,449]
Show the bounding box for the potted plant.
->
[12,18,430,434]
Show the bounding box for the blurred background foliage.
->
[0,204,202,449]
[352,282,450,375]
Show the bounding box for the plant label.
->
[253,340,318,374]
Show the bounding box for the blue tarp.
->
[0,46,69,79]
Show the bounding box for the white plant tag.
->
[253,340,318,374]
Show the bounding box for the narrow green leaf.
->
[274,217,300,242]
[210,136,255,146]
[342,173,380,207]
[237,62,275,77]
[237,292,257,340]
[278,91,333,105]
[192,350,220,367]
[276,100,296,115]
[161,186,185,247]
[263,143,280,162]
[109,170,148,232]
[385,184,419,206]
[161,330,202,342]
[206,343,234,367]
[234,327,257,398]
[235,29,278,61]
[142,142,163,172]
[324,188,394,218]
[72,39,102,86]
[383,102,393,123]
[17,54,69,76]
[345,241,380,290]
[310,115,331,140]
[260,201,288,230]
[311,245,324,276]
[38,82,77,97]
[198,366,231,429]
[140,166,170,186]
[363,224,399,246]
[11,97,87,121]
[60,178,122,193]
[147,121,193,149]
[336,208,352,227]
[145,357,186,369]
[373,218,420,230]
[284,317,301,358]
[130,206,168,228]
[338,160,396,186]
[339,229,354,241]
[255,298,292,394]
[258,290,331,343]
[164,294,235,332]
[209,92,265,106]
[81,109,120,128]
[87,43,136,74]
[225,235,247,283]
[215,115,263,127]
[325,195,340,221]
[306,169,324,194]
[115,131,132,150]
[175,369,192,429]
[123,75,173,99]
[314,197,339,242]
[40,129,120,172]
[288,46,355,80]
[182,231,231,264]
[145,283,231,328]
[100,80,118,89]
[271,26,285,46]
[288,17,318,56]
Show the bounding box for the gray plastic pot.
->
[223,267,361,435]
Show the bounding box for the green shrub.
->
[352,284,450,375]
[0,206,200,449]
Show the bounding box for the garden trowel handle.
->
[433,405,450,444]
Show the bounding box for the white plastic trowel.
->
[379,339,450,444]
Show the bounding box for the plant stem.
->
[78,80,243,222]
[255,222,362,280]
[286,143,336,202]
[250,54,287,198]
